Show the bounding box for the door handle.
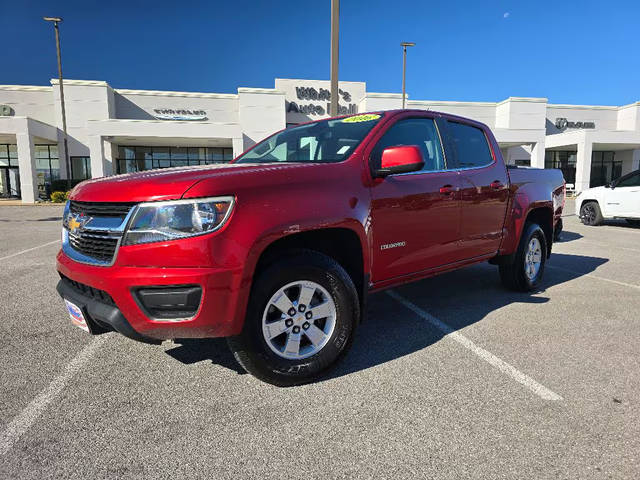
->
[440,185,454,195]
[490,181,504,190]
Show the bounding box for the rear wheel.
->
[580,201,603,226]
[227,250,358,386]
[499,222,547,292]
[553,218,563,242]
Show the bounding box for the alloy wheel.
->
[581,204,595,224]
[261,280,337,360]
[524,237,542,281]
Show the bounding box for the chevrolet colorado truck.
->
[56,110,565,386]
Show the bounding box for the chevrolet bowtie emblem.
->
[68,213,92,233]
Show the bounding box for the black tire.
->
[499,222,547,292]
[626,219,640,227]
[227,250,359,387]
[580,201,603,226]
[553,218,563,242]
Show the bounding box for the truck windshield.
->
[235,113,383,164]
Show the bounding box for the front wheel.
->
[580,201,603,226]
[499,222,547,292]
[227,250,358,386]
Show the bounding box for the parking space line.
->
[547,265,640,290]
[558,239,640,253]
[583,242,640,253]
[386,290,563,401]
[0,240,60,263]
[0,336,106,456]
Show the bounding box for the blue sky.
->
[4,0,639,105]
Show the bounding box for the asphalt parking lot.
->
[1,199,639,479]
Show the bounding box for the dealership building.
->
[1,77,639,203]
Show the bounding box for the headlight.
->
[123,196,235,246]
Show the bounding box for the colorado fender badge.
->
[381,241,406,250]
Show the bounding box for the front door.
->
[369,115,462,283]
[606,171,640,217]
[0,167,21,198]
[444,120,510,259]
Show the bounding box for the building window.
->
[545,151,576,184]
[35,144,60,197]
[116,146,234,174]
[590,151,621,188]
[0,144,18,167]
[0,144,20,198]
[514,159,530,167]
[71,156,91,180]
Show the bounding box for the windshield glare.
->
[235,113,383,164]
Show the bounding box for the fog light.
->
[134,285,202,320]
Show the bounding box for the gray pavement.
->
[0,199,639,479]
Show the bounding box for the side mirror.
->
[375,145,425,177]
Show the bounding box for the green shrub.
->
[50,191,69,203]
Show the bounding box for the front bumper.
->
[57,276,161,344]
[56,250,246,341]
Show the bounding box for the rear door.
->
[368,114,462,282]
[445,120,510,259]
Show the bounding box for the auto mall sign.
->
[287,86,358,116]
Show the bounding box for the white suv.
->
[576,169,640,226]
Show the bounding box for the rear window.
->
[448,121,493,169]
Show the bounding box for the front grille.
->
[68,230,120,262]
[59,273,115,306]
[65,201,137,264]
[70,200,135,218]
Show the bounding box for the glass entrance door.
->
[0,167,21,198]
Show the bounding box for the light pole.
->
[401,42,415,109]
[43,16,71,189]
[330,0,339,116]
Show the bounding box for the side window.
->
[616,172,640,187]
[371,118,445,173]
[448,121,494,169]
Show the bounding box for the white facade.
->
[1,77,639,202]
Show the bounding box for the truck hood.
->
[578,185,606,197]
[70,163,306,203]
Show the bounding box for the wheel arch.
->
[254,227,366,300]
[236,226,368,328]
[525,206,554,257]
[497,199,554,262]
[578,197,600,212]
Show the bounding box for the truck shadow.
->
[165,338,246,375]
[165,252,608,382]
[555,231,582,242]
[325,252,608,382]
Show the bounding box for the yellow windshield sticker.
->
[341,114,380,123]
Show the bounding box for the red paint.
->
[58,110,565,341]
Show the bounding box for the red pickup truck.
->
[57,110,564,386]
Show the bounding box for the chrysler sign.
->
[153,108,208,121]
